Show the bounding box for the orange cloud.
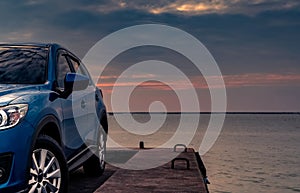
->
[176,2,226,12]
[149,1,227,15]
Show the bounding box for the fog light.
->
[0,153,13,184]
[0,167,5,179]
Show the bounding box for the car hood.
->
[0,84,42,106]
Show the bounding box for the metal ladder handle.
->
[173,144,187,152]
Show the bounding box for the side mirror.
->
[64,73,89,92]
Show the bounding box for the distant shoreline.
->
[108,112,300,115]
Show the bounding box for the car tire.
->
[83,126,106,177]
[28,135,69,193]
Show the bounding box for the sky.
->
[1,0,300,112]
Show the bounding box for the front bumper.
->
[0,120,35,192]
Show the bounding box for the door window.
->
[68,57,92,85]
[57,52,72,90]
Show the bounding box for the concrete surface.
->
[94,149,208,193]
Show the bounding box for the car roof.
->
[0,43,63,49]
[0,43,80,62]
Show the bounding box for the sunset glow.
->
[97,73,300,91]
[149,2,227,14]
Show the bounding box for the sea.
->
[107,113,300,193]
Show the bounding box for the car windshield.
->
[0,46,48,84]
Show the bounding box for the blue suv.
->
[0,43,108,193]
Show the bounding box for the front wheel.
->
[28,135,68,193]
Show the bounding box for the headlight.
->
[0,104,28,130]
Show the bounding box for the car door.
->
[67,55,99,148]
[56,50,94,159]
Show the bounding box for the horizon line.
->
[107,112,300,115]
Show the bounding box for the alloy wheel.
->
[28,148,61,193]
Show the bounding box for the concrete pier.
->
[94,148,208,193]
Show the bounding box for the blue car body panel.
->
[0,43,107,192]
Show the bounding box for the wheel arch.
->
[33,115,62,146]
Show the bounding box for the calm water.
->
[107,114,300,193]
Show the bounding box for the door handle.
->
[81,99,86,109]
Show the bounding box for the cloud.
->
[1,1,299,75]
[78,0,300,16]
[145,1,227,15]
[3,31,33,42]
[98,72,300,112]
[97,73,300,92]
[223,73,300,87]
[19,0,297,17]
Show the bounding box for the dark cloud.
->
[1,1,299,72]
